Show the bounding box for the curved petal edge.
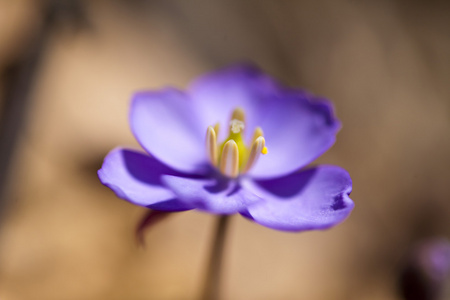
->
[98,148,193,211]
[241,166,354,232]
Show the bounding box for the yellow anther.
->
[219,140,239,178]
[243,136,265,173]
[261,146,268,155]
[205,126,218,167]
[231,107,245,123]
[251,127,264,144]
[229,108,246,134]
[213,123,220,137]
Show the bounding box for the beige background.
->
[0,1,449,299]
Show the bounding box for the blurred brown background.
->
[0,0,449,299]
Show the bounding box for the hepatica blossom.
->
[98,65,354,231]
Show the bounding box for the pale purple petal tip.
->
[98,148,193,211]
[241,166,354,231]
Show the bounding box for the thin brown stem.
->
[201,215,230,300]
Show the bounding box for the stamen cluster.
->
[205,107,267,178]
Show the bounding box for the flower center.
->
[205,107,268,178]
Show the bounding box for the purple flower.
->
[399,238,450,300]
[98,65,354,232]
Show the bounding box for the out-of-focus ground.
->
[0,1,449,299]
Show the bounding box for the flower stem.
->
[201,215,230,300]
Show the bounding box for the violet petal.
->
[189,64,341,178]
[130,88,208,174]
[162,175,262,214]
[98,148,194,211]
[241,166,354,231]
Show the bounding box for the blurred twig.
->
[0,0,90,217]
